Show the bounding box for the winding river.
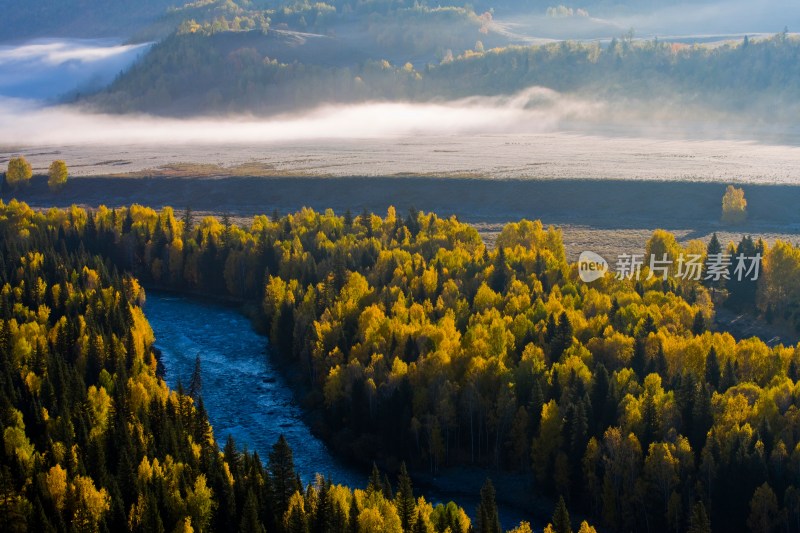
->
[145,291,536,530]
[145,292,359,486]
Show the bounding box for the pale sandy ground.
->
[3,133,800,183]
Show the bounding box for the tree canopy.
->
[47,160,69,191]
[2,199,799,532]
[5,156,32,189]
[722,185,747,225]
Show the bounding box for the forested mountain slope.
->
[90,30,799,117]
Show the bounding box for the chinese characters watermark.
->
[578,251,761,283]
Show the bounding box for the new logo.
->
[578,251,608,282]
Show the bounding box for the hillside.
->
[88,29,800,118]
[9,0,795,119]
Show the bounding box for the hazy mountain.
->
[7,0,799,120]
[0,0,181,41]
[86,26,799,121]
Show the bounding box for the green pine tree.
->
[348,494,359,533]
[705,347,721,390]
[477,478,500,533]
[396,462,416,532]
[240,489,266,533]
[692,310,706,335]
[286,499,309,533]
[188,354,202,399]
[312,476,331,533]
[687,501,712,533]
[367,463,383,495]
[412,509,431,533]
[270,435,300,518]
[552,496,572,533]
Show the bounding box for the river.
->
[145,291,538,531]
[145,292,358,485]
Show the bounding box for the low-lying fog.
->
[1,37,799,185]
[0,38,150,101]
[0,87,612,145]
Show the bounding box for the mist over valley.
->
[2,3,800,533]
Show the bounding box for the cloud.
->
[0,38,151,100]
[0,39,149,66]
[0,87,605,146]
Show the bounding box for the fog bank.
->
[0,87,603,146]
[0,38,150,101]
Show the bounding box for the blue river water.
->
[145,291,537,530]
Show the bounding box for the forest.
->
[0,0,724,40]
[3,199,800,531]
[4,0,800,530]
[8,0,795,118]
[90,27,800,116]
[0,198,598,533]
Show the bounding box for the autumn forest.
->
[2,3,800,532]
[2,198,800,532]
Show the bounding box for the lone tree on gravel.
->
[48,160,68,191]
[722,184,747,224]
[5,156,32,189]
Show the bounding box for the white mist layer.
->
[0,40,147,65]
[0,39,151,100]
[0,87,603,146]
